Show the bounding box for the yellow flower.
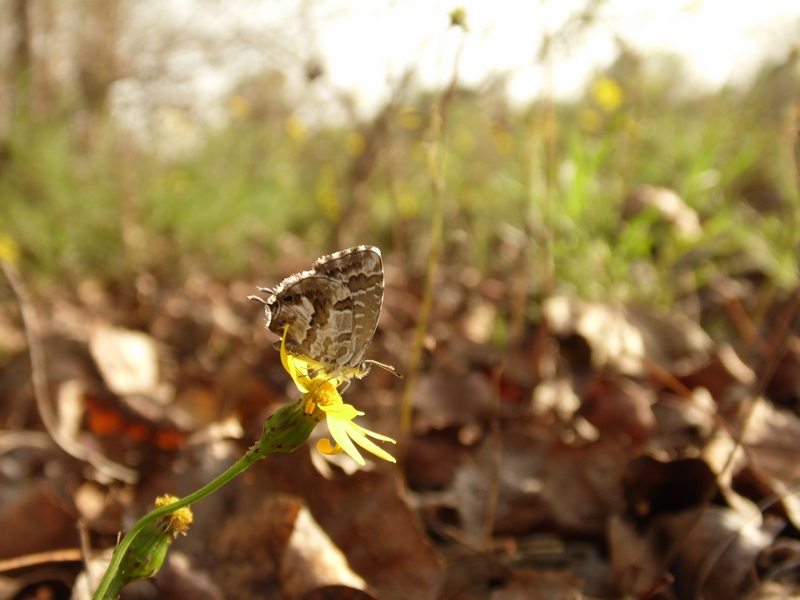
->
[316,164,341,222]
[285,114,308,144]
[279,325,396,466]
[591,76,623,112]
[491,129,514,155]
[228,94,252,121]
[398,106,421,130]
[0,235,20,264]
[453,126,476,154]
[154,495,193,540]
[345,131,366,156]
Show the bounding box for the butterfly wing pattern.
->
[254,245,385,382]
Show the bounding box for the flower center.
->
[303,378,342,414]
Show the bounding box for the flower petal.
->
[320,402,362,420]
[348,421,397,444]
[326,417,365,465]
[341,422,396,463]
[317,438,343,455]
[280,326,308,393]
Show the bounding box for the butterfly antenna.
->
[365,360,404,379]
[248,286,275,303]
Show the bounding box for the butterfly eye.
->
[283,295,294,302]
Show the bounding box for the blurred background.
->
[3,2,800,599]
[2,0,798,301]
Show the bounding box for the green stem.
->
[93,398,316,599]
[92,441,261,599]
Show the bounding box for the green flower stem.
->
[92,399,319,600]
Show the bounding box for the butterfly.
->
[250,245,398,385]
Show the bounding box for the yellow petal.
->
[326,418,365,465]
[320,402,361,420]
[349,421,397,444]
[343,423,396,463]
[280,325,308,393]
[317,438,344,455]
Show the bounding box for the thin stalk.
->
[91,438,265,599]
[399,23,466,433]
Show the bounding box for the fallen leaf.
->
[89,325,168,401]
[281,505,368,597]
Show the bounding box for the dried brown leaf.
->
[281,506,368,597]
[455,430,629,541]
[89,324,169,401]
[581,373,656,442]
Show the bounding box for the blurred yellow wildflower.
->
[156,106,201,155]
[491,129,515,155]
[399,107,421,130]
[285,114,308,145]
[0,236,19,264]
[279,326,396,466]
[396,184,418,219]
[345,131,367,156]
[228,94,252,121]
[316,164,341,222]
[454,127,476,154]
[591,76,623,112]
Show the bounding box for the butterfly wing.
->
[260,245,384,378]
[266,275,356,370]
[312,246,384,367]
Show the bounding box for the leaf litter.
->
[0,249,799,599]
